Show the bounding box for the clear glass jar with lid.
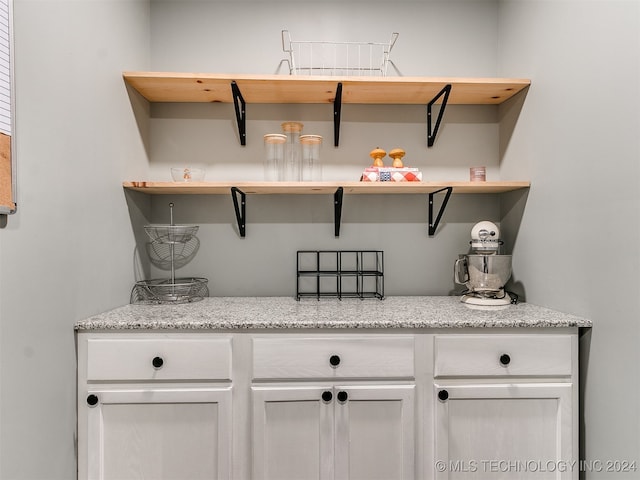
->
[263,134,286,181]
[281,121,303,181]
[300,134,323,181]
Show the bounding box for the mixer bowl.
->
[455,254,512,293]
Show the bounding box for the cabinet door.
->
[83,387,231,480]
[434,383,574,480]
[252,385,334,480]
[334,384,415,480]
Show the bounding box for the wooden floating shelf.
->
[123,181,530,237]
[121,72,532,236]
[123,72,531,105]
[123,181,530,195]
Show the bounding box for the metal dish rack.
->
[282,30,398,76]
[296,250,384,300]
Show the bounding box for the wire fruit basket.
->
[144,225,198,244]
[146,237,200,271]
[131,203,208,304]
[281,29,399,77]
[131,277,209,304]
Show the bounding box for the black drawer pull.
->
[329,355,341,367]
[322,391,333,402]
[152,356,164,369]
[438,389,449,402]
[337,391,348,403]
[87,394,99,407]
[499,353,511,366]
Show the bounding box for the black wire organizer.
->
[296,250,384,300]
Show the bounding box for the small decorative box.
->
[361,167,423,182]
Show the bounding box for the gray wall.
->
[0,0,151,477]
[0,0,637,478]
[498,1,640,476]
[141,0,505,296]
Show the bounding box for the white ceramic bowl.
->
[171,167,205,182]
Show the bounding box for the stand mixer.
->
[454,221,515,306]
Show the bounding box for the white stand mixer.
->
[454,221,514,306]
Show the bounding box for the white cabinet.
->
[76,328,580,480]
[334,384,415,480]
[84,387,231,480]
[433,334,577,480]
[252,384,415,480]
[251,335,416,480]
[251,385,333,480]
[85,336,232,381]
[433,383,572,480]
[252,336,415,380]
[77,333,233,480]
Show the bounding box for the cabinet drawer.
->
[86,336,232,381]
[252,336,414,379]
[434,334,573,377]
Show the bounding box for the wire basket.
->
[146,237,200,271]
[144,225,199,244]
[130,277,209,304]
[282,30,399,77]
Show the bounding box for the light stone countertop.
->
[74,296,592,331]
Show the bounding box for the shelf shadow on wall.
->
[140,192,502,229]
[500,188,529,253]
[124,81,152,161]
[124,189,153,283]
[500,187,529,301]
[499,85,530,162]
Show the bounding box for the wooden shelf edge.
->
[123,72,531,105]
[123,181,530,195]
[123,71,532,84]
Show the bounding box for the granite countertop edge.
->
[74,296,592,331]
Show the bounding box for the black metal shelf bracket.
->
[428,186,453,236]
[230,187,246,237]
[427,84,452,147]
[229,186,342,238]
[231,81,246,146]
[334,187,344,236]
[333,82,343,147]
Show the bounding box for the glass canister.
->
[300,134,323,181]
[281,121,303,181]
[263,134,286,181]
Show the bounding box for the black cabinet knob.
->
[438,390,449,401]
[329,355,341,367]
[321,391,333,402]
[499,353,511,366]
[86,394,99,407]
[152,356,164,369]
[337,391,348,403]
